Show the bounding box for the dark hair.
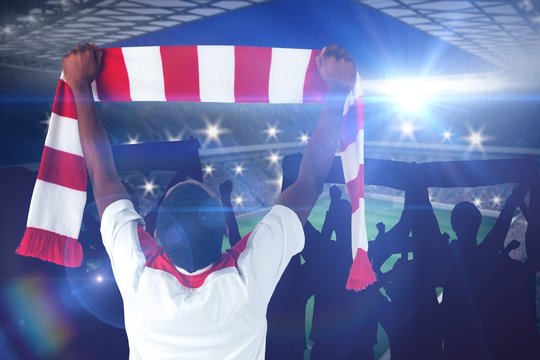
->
[155,182,225,272]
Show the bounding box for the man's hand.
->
[63,43,102,92]
[329,185,342,203]
[316,44,356,96]
[219,180,233,199]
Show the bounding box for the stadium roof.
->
[0,0,537,77]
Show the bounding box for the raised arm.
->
[62,43,127,218]
[480,184,527,256]
[277,45,356,225]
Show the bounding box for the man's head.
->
[155,179,225,273]
[451,201,482,245]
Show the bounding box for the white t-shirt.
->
[100,199,304,360]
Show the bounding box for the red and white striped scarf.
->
[16,45,375,291]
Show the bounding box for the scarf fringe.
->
[346,247,376,291]
[16,227,83,268]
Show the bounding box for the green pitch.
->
[232,196,497,359]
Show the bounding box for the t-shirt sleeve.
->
[100,199,146,295]
[237,204,305,304]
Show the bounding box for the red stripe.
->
[138,226,252,289]
[345,164,365,213]
[340,96,364,152]
[51,80,78,119]
[161,46,201,102]
[37,146,87,191]
[234,46,272,102]
[95,48,131,101]
[303,50,328,103]
[16,227,83,268]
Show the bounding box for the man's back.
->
[101,200,304,359]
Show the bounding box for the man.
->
[62,43,356,359]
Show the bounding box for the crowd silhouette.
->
[264,155,540,360]
[0,155,539,359]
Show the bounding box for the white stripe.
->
[197,46,235,103]
[44,113,83,156]
[268,48,312,104]
[339,129,364,183]
[122,46,166,101]
[27,180,86,239]
[351,198,367,259]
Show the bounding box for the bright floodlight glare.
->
[268,152,280,165]
[385,79,429,115]
[492,196,501,205]
[469,132,483,146]
[473,198,482,207]
[233,164,244,176]
[400,122,414,136]
[96,275,103,283]
[206,124,220,140]
[165,130,183,142]
[264,124,281,141]
[127,134,139,144]
[234,195,244,206]
[203,164,214,176]
[442,130,452,141]
[299,133,309,144]
[141,179,158,196]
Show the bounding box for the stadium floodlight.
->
[379,77,430,115]
[234,195,244,206]
[400,122,414,137]
[299,133,309,144]
[267,152,281,165]
[203,163,214,177]
[96,275,103,283]
[492,196,501,205]
[233,164,244,176]
[141,179,158,196]
[127,134,139,144]
[165,130,183,142]
[442,130,452,141]
[264,124,281,141]
[205,124,221,141]
[473,198,482,207]
[468,131,484,147]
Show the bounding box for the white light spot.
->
[203,163,214,176]
[468,131,484,147]
[233,164,244,176]
[206,124,220,140]
[140,179,158,196]
[127,134,139,144]
[492,196,501,206]
[234,195,244,206]
[473,198,482,207]
[264,124,281,141]
[442,130,452,141]
[267,152,281,165]
[96,275,103,283]
[400,122,414,136]
[299,133,309,144]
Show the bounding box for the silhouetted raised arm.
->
[480,184,528,256]
[219,179,242,247]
